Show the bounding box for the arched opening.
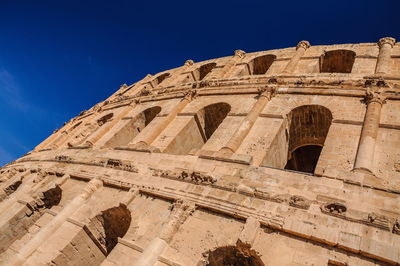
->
[204,241,264,266]
[97,113,114,126]
[68,113,114,147]
[104,106,161,148]
[0,185,62,253]
[252,54,276,75]
[53,204,131,265]
[199,63,217,80]
[200,103,231,139]
[144,106,161,126]
[320,50,356,73]
[284,105,332,174]
[3,179,22,196]
[87,204,131,253]
[70,121,82,130]
[155,73,170,85]
[162,102,231,155]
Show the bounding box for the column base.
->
[352,167,375,176]
[115,142,161,153]
[197,149,253,165]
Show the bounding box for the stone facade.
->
[1,38,400,265]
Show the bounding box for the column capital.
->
[366,88,387,105]
[159,199,195,243]
[184,59,194,66]
[296,40,311,50]
[234,49,246,58]
[257,87,276,100]
[378,37,396,48]
[183,89,197,101]
[81,178,103,200]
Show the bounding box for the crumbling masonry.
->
[1,37,400,265]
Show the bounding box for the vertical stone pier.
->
[130,90,197,148]
[218,87,275,155]
[354,88,386,174]
[282,40,310,74]
[375,37,396,75]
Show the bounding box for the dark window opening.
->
[4,180,22,196]
[201,103,231,140]
[97,113,114,126]
[252,54,276,75]
[320,50,356,73]
[144,106,161,126]
[103,106,161,148]
[155,73,170,85]
[285,145,322,174]
[284,105,332,174]
[205,241,265,266]
[199,63,217,80]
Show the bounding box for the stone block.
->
[360,237,399,264]
[338,231,361,253]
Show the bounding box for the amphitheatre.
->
[0,37,399,265]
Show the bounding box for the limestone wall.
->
[1,39,400,265]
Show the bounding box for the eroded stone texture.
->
[1,39,400,266]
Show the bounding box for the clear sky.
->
[0,0,399,166]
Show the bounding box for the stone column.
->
[7,178,103,265]
[354,89,386,174]
[47,121,83,149]
[238,217,260,245]
[133,199,194,266]
[84,102,137,147]
[375,37,396,75]
[282,40,310,74]
[205,50,246,79]
[130,90,197,147]
[218,87,275,154]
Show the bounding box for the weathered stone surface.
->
[1,39,400,265]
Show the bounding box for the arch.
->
[199,102,231,139]
[53,204,131,265]
[3,179,22,196]
[97,113,114,126]
[70,121,82,131]
[199,63,217,80]
[284,105,333,174]
[104,106,161,148]
[155,73,170,85]
[87,204,131,253]
[144,106,161,126]
[0,185,62,253]
[204,241,265,266]
[251,54,276,75]
[163,102,231,155]
[320,49,356,73]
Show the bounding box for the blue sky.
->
[0,0,399,166]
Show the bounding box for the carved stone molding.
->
[183,89,198,101]
[257,86,276,100]
[321,202,347,216]
[151,168,217,185]
[289,195,311,209]
[365,212,391,231]
[378,37,396,48]
[159,199,195,243]
[365,88,387,105]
